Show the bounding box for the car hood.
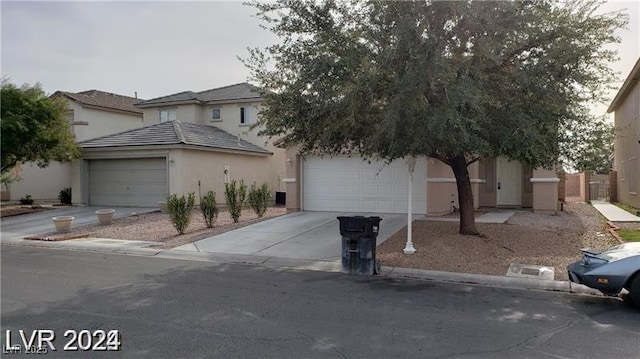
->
[596,242,640,262]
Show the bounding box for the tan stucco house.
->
[608,57,640,209]
[281,150,560,215]
[70,83,286,207]
[6,90,144,201]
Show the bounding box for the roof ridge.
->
[195,82,252,95]
[142,90,198,103]
[172,120,187,143]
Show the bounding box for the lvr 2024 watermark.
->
[3,329,121,354]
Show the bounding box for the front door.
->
[496,158,522,206]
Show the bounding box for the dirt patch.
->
[27,207,287,249]
[0,205,54,218]
[377,201,619,281]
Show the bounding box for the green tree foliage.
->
[200,190,219,228]
[248,182,270,217]
[1,80,80,173]
[245,0,626,234]
[564,117,614,174]
[225,180,247,223]
[167,193,195,235]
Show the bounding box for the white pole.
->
[404,157,416,255]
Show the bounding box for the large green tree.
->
[1,80,80,175]
[564,116,614,174]
[245,0,626,234]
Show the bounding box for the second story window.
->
[240,107,246,125]
[211,108,221,122]
[159,109,176,123]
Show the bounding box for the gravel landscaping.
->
[377,201,622,281]
[20,199,637,281]
[28,207,287,249]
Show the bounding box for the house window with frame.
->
[240,107,247,125]
[211,108,221,122]
[159,109,177,123]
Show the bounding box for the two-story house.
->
[71,83,286,207]
[6,90,143,201]
[609,57,640,209]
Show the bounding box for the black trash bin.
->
[337,216,382,275]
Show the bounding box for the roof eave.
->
[81,143,272,156]
[205,97,263,106]
[135,99,202,109]
[607,57,640,113]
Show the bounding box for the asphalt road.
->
[1,246,639,358]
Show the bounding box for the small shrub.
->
[225,180,247,223]
[167,192,195,235]
[248,182,270,218]
[20,194,33,205]
[200,191,218,228]
[58,187,72,205]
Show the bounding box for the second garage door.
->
[89,158,168,207]
[303,156,426,213]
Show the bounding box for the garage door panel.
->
[89,158,167,207]
[303,156,426,214]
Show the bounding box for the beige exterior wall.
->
[531,168,559,214]
[613,80,640,209]
[478,158,497,207]
[283,146,301,212]
[70,102,143,142]
[172,148,275,205]
[425,158,481,215]
[8,162,72,201]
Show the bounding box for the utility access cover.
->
[506,264,554,280]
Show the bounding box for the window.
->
[211,108,221,121]
[240,107,246,125]
[159,109,176,123]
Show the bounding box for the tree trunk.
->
[449,155,479,235]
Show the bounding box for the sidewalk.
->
[1,234,602,297]
[591,201,640,222]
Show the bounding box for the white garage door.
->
[303,156,426,213]
[89,158,168,207]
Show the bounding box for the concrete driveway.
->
[1,206,157,242]
[173,211,423,260]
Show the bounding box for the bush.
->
[224,180,247,223]
[248,182,270,217]
[58,187,72,205]
[200,191,218,228]
[167,192,195,235]
[19,194,33,205]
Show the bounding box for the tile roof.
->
[136,83,262,108]
[79,121,271,155]
[55,90,143,114]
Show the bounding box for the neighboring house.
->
[281,151,560,215]
[608,57,640,209]
[7,90,143,201]
[70,83,287,207]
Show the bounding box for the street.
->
[1,246,639,358]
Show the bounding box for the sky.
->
[1,0,639,112]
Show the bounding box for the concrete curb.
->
[1,238,602,297]
[381,266,602,296]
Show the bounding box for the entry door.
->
[496,158,522,206]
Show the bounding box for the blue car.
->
[567,242,640,308]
